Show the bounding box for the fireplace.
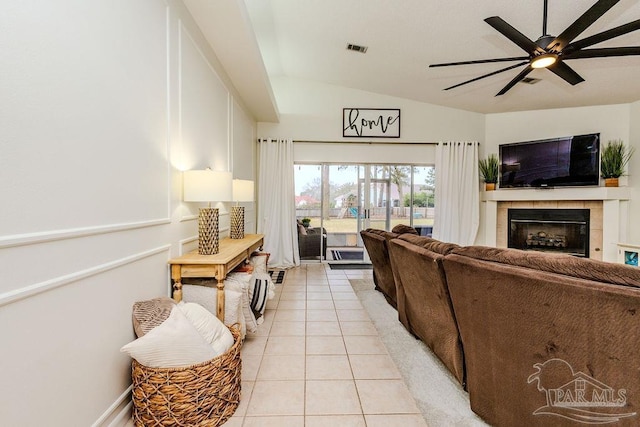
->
[508,209,590,257]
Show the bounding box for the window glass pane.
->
[294,164,324,260]
[409,166,435,236]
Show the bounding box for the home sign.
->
[342,108,401,138]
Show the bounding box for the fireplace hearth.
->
[508,209,590,257]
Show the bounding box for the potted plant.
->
[479,154,499,191]
[600,139,634,187]
[301,217,311,228]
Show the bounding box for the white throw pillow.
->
[178,302,234,357]
[224,272,258,333]
[249,252,270,274]
[120,306,216,368]
[181,285,247,338]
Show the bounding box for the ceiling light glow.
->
[530,53,558,69]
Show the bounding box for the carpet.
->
[348,278,488,427]
[330,249,364,261]
[268,270,286,284]
[329,263,373,270]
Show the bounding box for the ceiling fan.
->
[429,0,640,96]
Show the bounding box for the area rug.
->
[330,249,364,261]
[329,263,372,270]
[268,270,286,284]
[348,278,488,427]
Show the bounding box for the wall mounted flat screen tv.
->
[499,133,600,188]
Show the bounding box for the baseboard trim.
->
[91,386,132,427]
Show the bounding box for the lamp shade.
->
[232,179,254,202]
[183,170,232,202]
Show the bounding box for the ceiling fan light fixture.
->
[530,53,558,68]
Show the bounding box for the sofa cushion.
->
[452,245,640,288]
[388,238,465,386]
[397,233,460,255]
[360,229,398,309]
[443,252,640,426]
[391,224,418,235]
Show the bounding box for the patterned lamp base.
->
[230,206,245,239]
[198,207,219,255]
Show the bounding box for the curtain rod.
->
[294,140,437,145]
[258,139,478,145]
[293,139,437,145]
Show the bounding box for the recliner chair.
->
[297,222,327,260]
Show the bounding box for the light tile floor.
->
[126,263,428,427]
[224,263,428,427]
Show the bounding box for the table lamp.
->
[183,169,232,254]
[230,179,254,239]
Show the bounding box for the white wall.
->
[628,100,640,244]
[0,1,256,426]
[258,77,485,165]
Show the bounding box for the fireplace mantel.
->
[481,186,631,262]
[481,186,630,202]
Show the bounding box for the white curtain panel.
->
[433,141,480,246]
[257,138,300,268]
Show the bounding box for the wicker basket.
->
[131,325,242,426]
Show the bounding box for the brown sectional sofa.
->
[444,246,640,427]
[360,225,418,309]
[361,227,640,427]
[387,234,465,386]
[360,228,398,307]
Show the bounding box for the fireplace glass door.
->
[508,209,590,257]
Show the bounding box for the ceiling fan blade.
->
[565,19,640,52]
[444,62,529,91]
[485,16,543,54]
[564,46,640,59]
[430,56,529,67]
[547,61,585,85]
[496,64,533,96]
[547,0,620,51]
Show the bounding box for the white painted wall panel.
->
[178,23,230,172]
[0,249,168,426]
[232,99,257,233]
[0,1,258,425]
[0,0,170,236]
[628,100,640,244]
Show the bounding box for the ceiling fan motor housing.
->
[536,34,557,52]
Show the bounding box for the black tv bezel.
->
[498,133,600,189]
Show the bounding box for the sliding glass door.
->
[294,163,435,263]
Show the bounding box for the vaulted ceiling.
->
[186,0,640,119]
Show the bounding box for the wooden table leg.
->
[216,278,225,321]
[171,265,183,302]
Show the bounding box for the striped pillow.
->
[250,272,274,317]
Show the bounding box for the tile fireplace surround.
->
[482,187,630,262]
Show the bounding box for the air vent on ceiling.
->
[520,77,541,85]
[347,43,368,53]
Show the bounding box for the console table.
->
[168,234,264,320]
